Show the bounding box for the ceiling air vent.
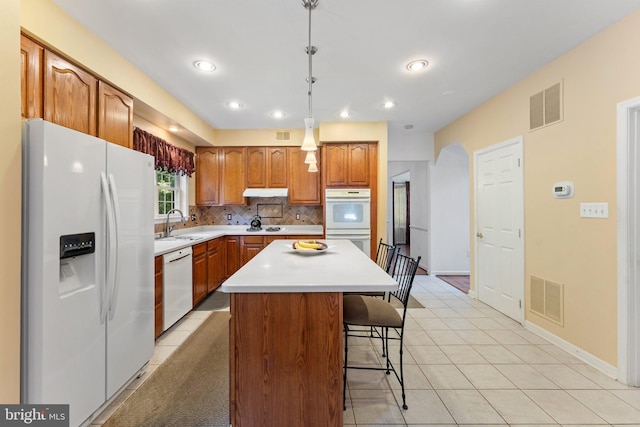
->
[275,131,291,141]
[530,81,563,131]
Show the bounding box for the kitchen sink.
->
[159,235,206,242]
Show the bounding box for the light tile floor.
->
[343,275,640,426]
[94,277,640,426]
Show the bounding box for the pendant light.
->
[301,0,319,172]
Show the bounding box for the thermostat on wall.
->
[552,181,574,198]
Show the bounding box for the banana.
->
[296,240,322,250]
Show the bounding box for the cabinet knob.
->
[476,232,484,238]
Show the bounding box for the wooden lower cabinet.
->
[154,256,163,339]
[193,238,226,307]
[192,243,208,306]
[241,235,265,265]
[226,237,241,278]
[230,292,343,426]
[207,238,226,292]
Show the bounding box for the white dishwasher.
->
[163,247,193,331]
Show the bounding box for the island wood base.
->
[230,292,343,427]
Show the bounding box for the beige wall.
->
[435,10,640,366]
[320,121,389,251]
[1,0,21,403]
[214,128,310,147]
[20,0,216,145]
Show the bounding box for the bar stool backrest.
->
[389,254,421,307]
[375,239,398,274]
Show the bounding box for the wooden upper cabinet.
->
[20,35,43,119]
[246,147,267,188]
[267,147,288,187]
[324,143,370,187]
[324,144,348,187]
[347,144,370,186]
[196,147,221,206]
[221,147,247,205]
[98,81,134,148]
[287,147,321,205]
[44,50,97,136]
[246,147,288,188]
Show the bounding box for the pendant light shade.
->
[304,150,317,164]
[301,117,317,151]
[308,161,318,173]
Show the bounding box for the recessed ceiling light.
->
[169,126,179,132]
[406,59,429,72]
[381,101,396,109]
[193,60,216,72]
[270,111,286,119]
[227,101,243,110]
[340,110,350,118]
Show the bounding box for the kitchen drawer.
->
[242,235,265,244]
[193,242,207,257]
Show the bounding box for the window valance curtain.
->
[133,127,195,177]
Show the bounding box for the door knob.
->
[476,232,484,238]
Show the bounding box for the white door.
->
[474,136,524,321]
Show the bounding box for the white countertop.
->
[154,225,323,256]
[221,239,398,293]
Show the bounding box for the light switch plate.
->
[580,202,609,218]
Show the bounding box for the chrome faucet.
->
[165,208,186,238]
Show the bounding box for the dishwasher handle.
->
[168,254,191,263]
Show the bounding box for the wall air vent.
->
[530,81,563,131]
[275,131,291,141]
[530,275,564,326]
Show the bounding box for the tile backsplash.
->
[156,198,323,234]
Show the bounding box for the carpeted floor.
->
[436,274,470,294]
[103,311,231,427]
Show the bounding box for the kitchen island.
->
[221,240,397,427]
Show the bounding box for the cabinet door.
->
[44,50,97,136]
[196,147,221,206]
[221,147,247,205]
[192,243,208,306]
[324,144,348,186]
[267,147,288,188]
[226,236,241,278]
[98,81,134,148]
[287,147,321,205]
[20,35,43,119]
[207,238,225,293]
[347,144,370,186]
[246,147,266,188]
[241,235,265,265]
[154,256,163,338]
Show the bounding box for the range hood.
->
[242,188,289,198]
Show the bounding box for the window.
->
[155,169,188,220]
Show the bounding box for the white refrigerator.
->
[21,119,155,426]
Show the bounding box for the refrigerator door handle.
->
[107,174,121,320]
[100,172,115,324]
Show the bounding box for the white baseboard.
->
[430,270,470,276]
[524,320,618,379]
[468,289,477,298]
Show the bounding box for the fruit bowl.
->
[289,240,330,255]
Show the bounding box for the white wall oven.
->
[325,188,371,256]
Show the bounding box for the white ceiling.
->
[53,0,640,135]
